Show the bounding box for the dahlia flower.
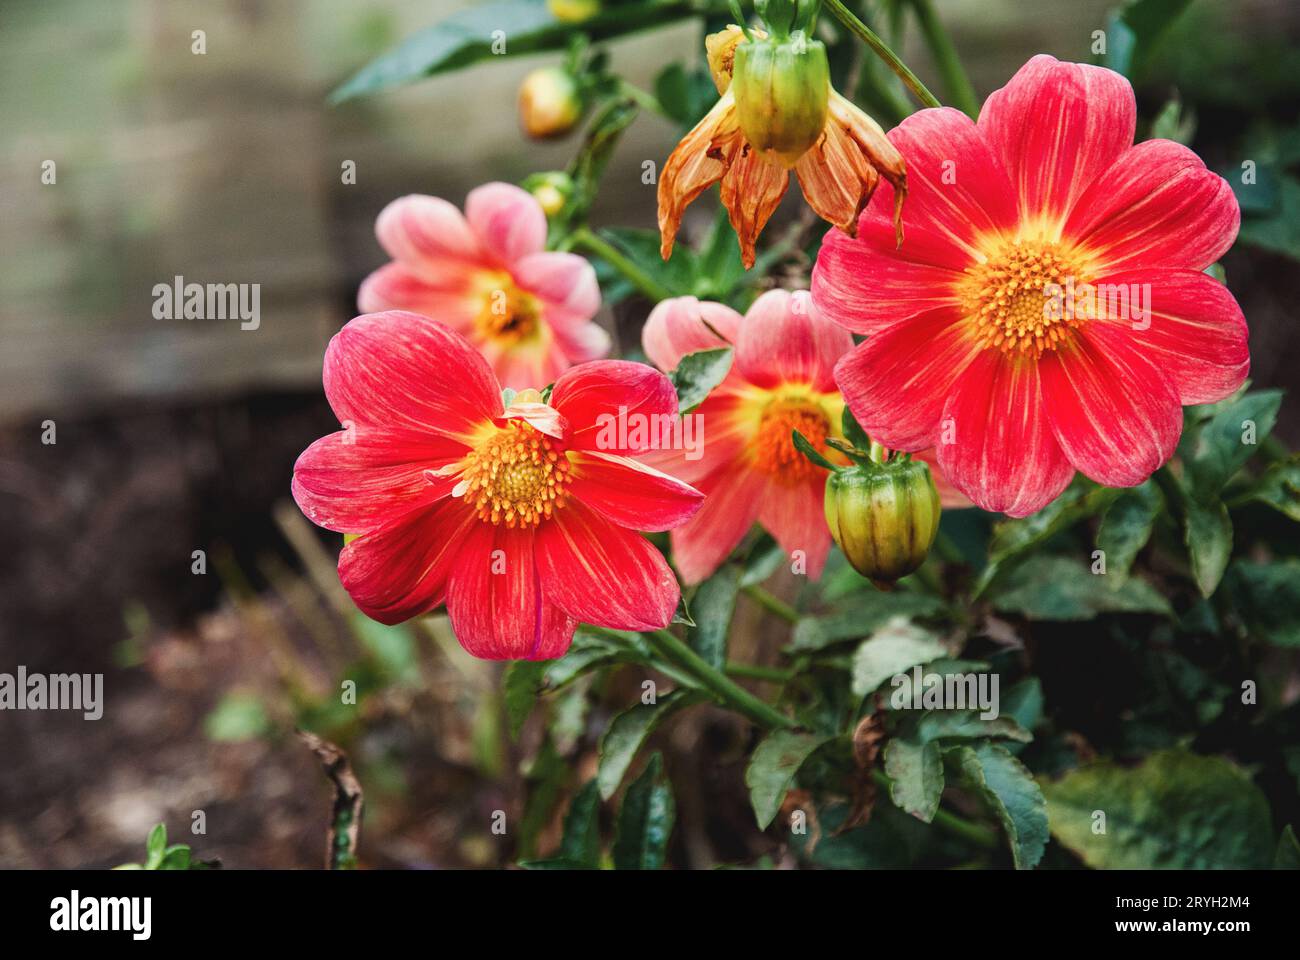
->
[292,311,703,660]
[358,183,609,390]
[813,55,1248,516]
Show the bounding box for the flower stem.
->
[725,661,795,683]
[908,0,979,118]
[570,226,676,303]
[741,584,801,624]
[823,0,941,109]
[647,629,798,729]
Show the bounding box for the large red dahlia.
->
[292,311,703,660]
[812,55,1249,516]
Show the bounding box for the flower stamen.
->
[456,421,571,527]
[963,238,1091,358]
[754,397,832,483]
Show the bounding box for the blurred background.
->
[1,0,1297,868]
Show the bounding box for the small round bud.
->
[824,459,941,584]
[518,66,584,139]
[523,171,574,217]
[732,34,830,167]
[546,0,600,22]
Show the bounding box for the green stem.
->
[647,629,798,730]
[570,226,676,302]
[908,0,979,117]
[742,584,801,624]
[617,79,670,119]
[725,661,795,683]
[823,0,941,109]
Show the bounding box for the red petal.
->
[339,499,478,625]
[978,56,1135,226]
[567,451,704,532]
[669,465,765,585]
[446,523,577,660]
[549,360,680,454]
[757,479,832,580]
[642,296,743,372]
[1066,139,1240,273]
[324,311,502,444]
[1094,268,1249,405]
[636,389,751,487]
[936,353,1075,517]
[735,290,854,393]
[1040,325,1182,488]
[536,501,680,630]
[833,308,982,450]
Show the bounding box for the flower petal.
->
[736,289,853,393]
[757,479,832,580]
[357,263,478,332]
[511,251,601,319]
[1096,268,1249,405]
[637,389,751,487]
[912,448,974,509]
[833,308,982,450]
[567,451,704,532]
[339,499,478,625]
[1040,324,1182,488]
[935,353,1075,517]
[642,296,743,372]
[720,143,790,269]
[447,522,577,660]
[668,464,765,584]
[537,501,680,630]
[794,112,879,234]
[465,182,547,266]
[658,93,742,260]
[549,360,680,453]
[324,311,503,443]
[1066,139,1240,273]
[978,55,1136,228]
[375,194,482,268]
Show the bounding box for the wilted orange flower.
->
[659,25,907,269]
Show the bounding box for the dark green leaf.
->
[1095,480,1163,583]
[745,731,834,829]
[612,753,675,869]
[558,779,602,868]
[988,555,1172,620]
[1182,496,1233,597]
[1238,176,1300,260]
[670,347,733,413]
[788,591,945,652]
[946,742,1048,869]
[883,733,944,822]
[503,660,548,739]
[1223,560,1300,647]
[850,618,948,697]
[596,689,701,799]
[1235,456,1300,522]
[1043,749,1274,868]
[687,565,740,669]
[1276,825,1300,869]
[1181,390,1282,497]
[654,62,717,129]
[1101,0,1194,78]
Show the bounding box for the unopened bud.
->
[523,171,574,217]
[518,67,584,139]
[732,34,830,167]
[824,459,940,584]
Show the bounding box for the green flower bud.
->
[522,170,575,217]
[732,33,830,167]
[824,458,941,584]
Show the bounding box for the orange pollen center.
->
[478,281,540,345]
[459,421,571,527]
[755,398,830,483]
[963,239,1091,358]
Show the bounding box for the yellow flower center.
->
[477,277,541,346]
[458,420,571,527]
[754,397,832,484]
[963,238,1091,358]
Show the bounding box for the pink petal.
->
[1040,325,1182,488]
[375,194,483,268]
[757,479,832,580]
[549,360,680,454]
[536,500,680,630]
[465,182,547,267]
[548,312,613,364]
[446,522,577,660]
[637,389,751,487]
[669,465,766,585]
[324,311,503,444]
[512,251,601,319]
[641,296,743,372]
[833,308,983,450]
[1066,139,1240,273]
[501,400,569,440]
[978,55,1136,227]
[736,290,853,393]
[357,263,477,333]
[567,451,704,532]
[936,353,1075,517]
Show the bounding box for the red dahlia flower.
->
[358,183,609,390]
[292,311,703,660]
[812,55,1249,516]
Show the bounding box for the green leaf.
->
[564,98,640,226]
[1101,0,1194,78]
[850,618,949,697]
[740,538,786,587]
[690,207,748,301]
[1276,825,1300,869]
[883,733,944,822]
[1238,176,1300,260]
[597,690,701,800]
[1236,456,1300,522]
[914,710,1033,745]
[612,753,675,869]
[517,856,594,870]
[203,693,271,743]
[331,0,693,102]
[145,823,167,870]
[791,429,838,471]
[654,62,718,129]
[558,779,602,869]
[687,565,740,669]
[1095,480,1163,583]
[946,742,1048,869]
[789,591,945,652]
[745,731,833,829]
[670,347,734,413]
[841,405,872,453]
[503,660,547,739]
[1043,749,1274,868]
[989,555,1172,621]
[1182,496,1233,597]
[158,845,192,870]
[1223,560,1300,647]
[1181,390,1283,497]
[1149,95,1195,144]
[595,227,695,301]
